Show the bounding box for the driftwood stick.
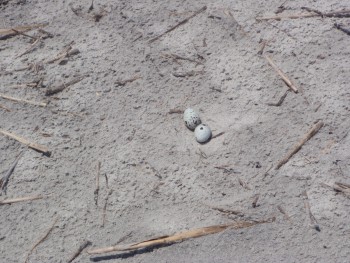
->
[256,9,350,20]
[0,129,51,156]
[264,55,298,93]
[275,121,323,169]
[0,93,47,107]
[87,218,274,255]
[302,191,320,231]
[45,76,84,96]
[149,6,207,43]
[0,23,47,40]
[0,195,43,205]
[24,217,58,263]
[94,161,101,206]
[67,240,92,263]
[0,151,24,195]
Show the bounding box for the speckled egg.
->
[194,124,212,143]
[183,108,201,130]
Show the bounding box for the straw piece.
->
[0,93,47,107]
[0,129,51,156]
[88,218,274,255]
[264,55,298,93]
[275,121,323,169]
[0,195,43,205]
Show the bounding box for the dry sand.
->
[1,0,350,262]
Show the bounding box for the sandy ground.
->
[1,0,350,262]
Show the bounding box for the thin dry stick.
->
[168,109,183,114]
[46,42,75,63]
[212,132,225,139]
[264,55,298,93]
[0,151,24,195]
[238,178,251,190]
[277,205,292,223]
[0,93,47,107]
[204,203,243,216]
[149,6,207,43]
[267,90,289,106]
[302,191,320,231]
[0,129,51,156]
[24,217,58,263]
[334,23,350,36]
[94,161,101,206]
[275,121,324,169]
[115,75,141,87]
[256,9,350,20]
[87,218,274,255]
[45,76,84,96]
[67,240,92,263]
[0,23,47,37]
[0,103,11,112]
[0,195,43,205]
[252,194,260,208]
[16,37,42,58]
[10,29,37,39]
[101,190,112,227]
[321,182,350,196]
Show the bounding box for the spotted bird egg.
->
[195,124,212,143]
[183,108,201,130]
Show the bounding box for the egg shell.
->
[183,108,201,130]
[195,124,212,143]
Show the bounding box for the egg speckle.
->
[195,124,212,143]
[183,108,201,130]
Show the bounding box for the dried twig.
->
[168,108,183,114]
[173,70,203,78]
[87,218,274,255]
[211,132,225,139]
[0,195,43,205]
[264,55,298,93]
[115,76,141,87]
[149,6,207,43]
[0,151,24,195]
[0,23,47,39]
[238,178,251,190]
[302,191,320,231]
[67,240,92,263]
[256,9,350,20]
[275,121,323,169]
[45,76,84,96]
[277,205,292,223]
[0,129,51,156]
[0,93,47,107]
[16,37,42,58]
[24,217,58,263]
[94,161,100,206]
[10,29,37,40]
[321,182,350,196]
[334,23,350,36]
[101,190,112,227]
[204,203,243,216]
[252,194,260,208]
[0,103,11,112]
[267,90,289,106]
